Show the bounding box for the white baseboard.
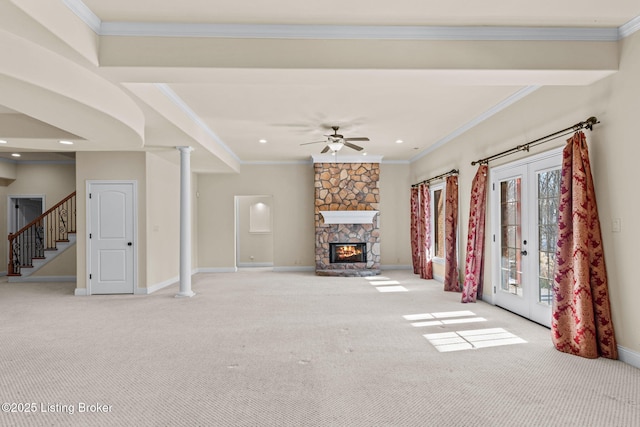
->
[618,345,640,369]
[136,276,179,295]
[74,287,88,296]
[196,267,238,273]
[237,262,274,268]
[273,266,315,272]
[11,275,76,283]
[380,265,412,271]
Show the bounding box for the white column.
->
[176,146,195,298]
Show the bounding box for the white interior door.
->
[491,149,562,327]
[88,182,135,294]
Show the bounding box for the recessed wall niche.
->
[235,195,273,268]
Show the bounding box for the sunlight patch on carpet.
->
[424,328,527,352]
[411,317,487,327]
[368,280,400,286]
[376,285,408,292]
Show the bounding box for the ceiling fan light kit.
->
[301,126,370,153]
[328,142,343,152]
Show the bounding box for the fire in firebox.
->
[330,243,367,263]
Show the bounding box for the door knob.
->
[521,250,528,256]
[127,242,133,246]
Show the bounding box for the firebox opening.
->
[330,243,367,263]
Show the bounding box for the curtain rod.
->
[411,168,459,188]
[470,116,599,166]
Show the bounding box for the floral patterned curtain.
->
[443,175,460,291]
[552,131,617,359]
[410,186,420,274]
[419,183,433,279]
[461,164,488,303]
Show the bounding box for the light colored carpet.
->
[0,270,638,426]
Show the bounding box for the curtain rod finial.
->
[585,116,599,131]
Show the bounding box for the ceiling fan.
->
[300,126,370,153]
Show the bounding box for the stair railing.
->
[8,191,76,276]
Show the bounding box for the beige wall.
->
[75,151,147,290]
[411,30,640,354]
[0,161,17,182]
[198,162,412,270]
[236,195,274,265]
[3,163,76,276]
[198,164,315,269]
[192,173,198,270]
[145,152,181,287]
[33,245,76,277]
[378,163,412,267]
[8,163,76,208]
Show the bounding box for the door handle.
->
[128,242,133,246]
[521,250,528,256]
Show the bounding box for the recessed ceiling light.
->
[396,139,404,144]
[59,140,74,145]
[0,140,7,144]
[259,139,267,144]
[362,152,368,156]
[11,153,21,157]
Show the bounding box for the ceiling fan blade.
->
[300,140,326,146]
[344,137,369,142]
[321,145,331,154]
[344,142,364,151]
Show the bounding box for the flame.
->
[335,245,363,260]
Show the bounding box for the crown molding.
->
[63,0,101,33]
[63,0,639,41]
[410,85,540,163]
[312,154,383,163]
[241,160,312,166]
[99,22,620,41]
[619,15,640,39]
[154,84,240,164]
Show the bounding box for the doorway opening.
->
[8,196,44,234]
[8,196,45,268]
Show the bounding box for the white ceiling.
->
[1,1,639,171]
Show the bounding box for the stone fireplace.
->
[314,156,381,276]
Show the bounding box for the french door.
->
[491,148,562,327]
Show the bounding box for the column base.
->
[175,291,196,298]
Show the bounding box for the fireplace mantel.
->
[320,210,379,224]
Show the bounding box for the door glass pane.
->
[537,169,561,305]
[500,178,522,297]
[433,189,445,258]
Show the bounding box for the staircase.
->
[8,191,76,279]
